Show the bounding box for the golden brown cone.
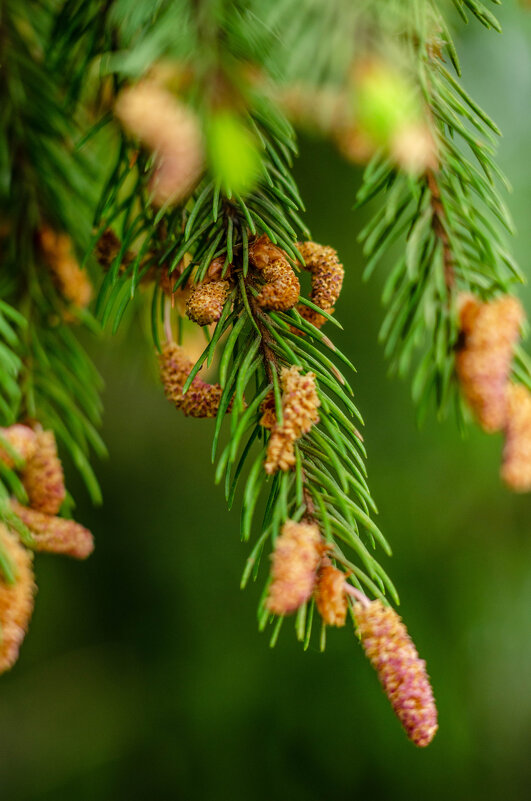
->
[265,366,320,474]
[21,430,66,515]
[456,294,524,432]
[186,280,231,326]
[255,259,300,312]
[296,241,344,329]
[248,234,287,270]
[266,520,322,615]
[158,341,226,418]
[10,501,94,559]
[0,524,36,674]
[315,563,348,626]
[501,383,531,492]
[38,226,92,309]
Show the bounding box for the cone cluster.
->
[0,425,94,673]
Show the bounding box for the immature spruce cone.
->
[255,259,300,311]
[186,279,231,326]
[266,520,322,615]
[0,425,37,468]
[501,383,531,492]
[265,366,320,474]
[456,294,523,432]
[315,563,348,626]
[248,234,287,269]
[296,241,344,329]
[38,226,92,309]
[95,228,121,269]
[10,501,94,559]
[0,524,36,674]
[354,600,438,747]
[115,81,204,206]
[259,391,276,430]
[159,341,224,418]
[21,430,65,515]
[249,234,300,312]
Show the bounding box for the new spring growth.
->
[352,595,438,748]
[115,81,204,206]
[352,59,437,175]
[0,524,36,675]
[264,365,320,474]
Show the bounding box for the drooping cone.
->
[354,600,438,747]
[0,524,36,674]
[501,382,531,492]
[158,341,225,418]
[456,294,523,432]
[11,501,94,560]
[314,563,348,626]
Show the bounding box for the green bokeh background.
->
[2,5,531,799]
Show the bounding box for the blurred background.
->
[1,3,531,799]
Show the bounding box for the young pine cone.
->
[315,562,348,626]
[0,524,36,674]
[354,599,438,748]
[115,81,204,206]
[266,519,322,615]
[38,226,92,310]
[248,234,287,270]
[21,430,66,515]
[296,241,344,329]
[255,259,300,312]
[159,341,225,418]
[265,366,320,474]
[249,234,300,312]
[0,425,38,468]
[501,383,531,492]
[11,501,94,560]
[259,391,276,430]
[456,294,523,432]
[186,279,231,326]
